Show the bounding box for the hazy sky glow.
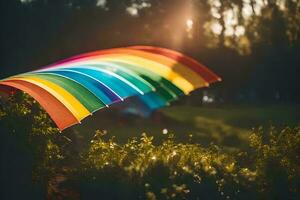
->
[17,0,296,47]
[208,0,275,37]
[126,2,151,17]
[96,0,107,7]
[20,0,34,3]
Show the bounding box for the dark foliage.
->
[1,0,300,103]
[0,94,299,199]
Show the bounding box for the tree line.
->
[1,0,300,103]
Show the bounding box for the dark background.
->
[1,0,300,104]
[1,1,300,199]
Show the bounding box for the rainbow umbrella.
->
[0,46,221,131]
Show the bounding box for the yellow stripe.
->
[101,55,195,94]
[9,76,90,121]
[116,49,208,88]
[61,56,194,94]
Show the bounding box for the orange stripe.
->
[0,80,78,130]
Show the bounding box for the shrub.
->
[81,131,256,199]
[248,126,300,199]
[0,93,299,199]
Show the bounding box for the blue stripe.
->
[34,70,120,105]
[137,92,168,110]
[70,68,140,98]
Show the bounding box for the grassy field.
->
[74,104,300,150]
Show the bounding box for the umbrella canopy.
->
[0,46,221,131]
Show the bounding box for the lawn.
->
[74,104,300,150]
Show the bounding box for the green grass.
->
[74,104,300,150]
[163,105,300,128]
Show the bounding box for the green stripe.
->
[139,76,175,101]
[84,65,154,94]
[110,61,184,98]
[27,73,106,112]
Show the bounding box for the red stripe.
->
[0,80,78,130]
[45,46,221,84]
[129,46,221,83]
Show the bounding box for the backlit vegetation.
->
[0,93,299,199]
